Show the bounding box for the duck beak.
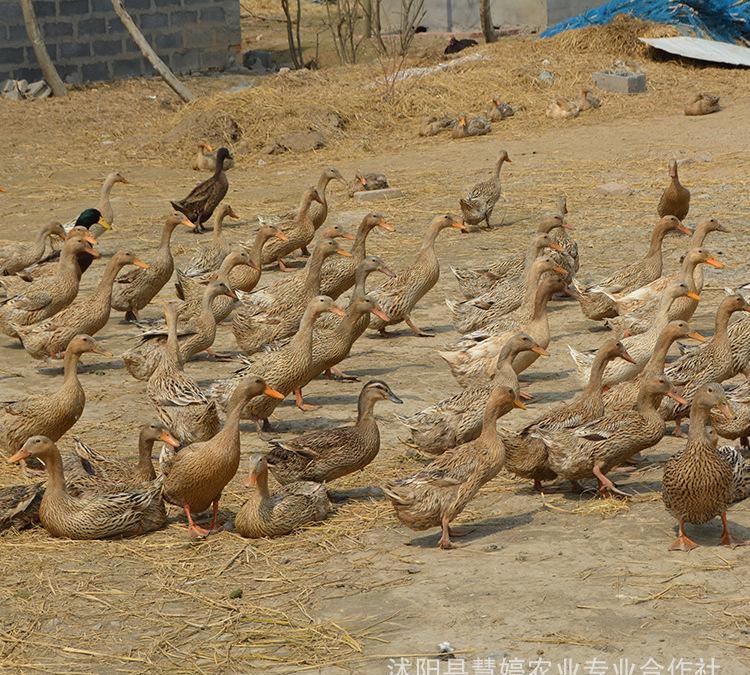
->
[378,221,395,232]
[676,223,691,236]
[228,208,240,219]
[513,399,527,410]
[205,143,214,152]
[133,258,149,269]
[264,386,285,400]
[667,390,689,406]
[340,232,356,241]
[84,246,100,258]
[159,431,180,448]
[98,217,112,230]
[687,291,701,301]
[181,217,196,229]
[549,242,564,253]
[380,264,397,278]
[93,345,113,357]
[531,345,549,357]
[688,330,705,342]
[562,223,575,230]
[225,288,238,300]
[8,449,31,463]
[553,265,567,275]
[275,231,289,242]
[83,232,98,245]
[244,472,257,487]
[388,390,403,404]
[622,329,632,338]
[246,259,259,271]
[371,306,390,322]
[620,349,636,364]
[720,401,734,420]
[706,257,724,269]
[336,249,352,257]
[330,304,347,317]
[451,221,467,232]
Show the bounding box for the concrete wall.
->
[0,0,241,84]
[381,0,600,33]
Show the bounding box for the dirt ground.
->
[3,36,750,675]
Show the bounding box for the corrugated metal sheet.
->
[639,36,750,66]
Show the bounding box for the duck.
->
[235,454,331,538]
[448,254,566,335]
[181,204,240,276]
[418,115,456,137]
[604,247,724,334]
[398,334,545,455]
[684,93,720,116]
[715,438,750,502]
[368,214,466,337]
[450,215,573,299]
[267,380,402,484]
[212,296,345,430]
[0,235,100,337]
[174,250,253,324]
[234,224,288,291]
[662,383,741,550]
[601,320,704,412]
[171,147,232,233]
[657,159,690,221]
[349,170,389,195]
[711,381,750,449]
[384,386,523,549]
[569,282,698,387]
[147,303,221,445]
[122,280,237,380]
[7,436,165,539]
[232,238,350,354]
[191,141,236,171]
[451,114,491,138]
[161,375,283,537]
[259,187,323,271]
[440,276,566,387]
[15,251,148,360]
[576,89,601,111]
[93,172,129,235]
[61,207,112,237]
[485,98,514,121]
[459,150,511,231]
[546,98,580,120]
[0,334,110,456]
[110,213,194,321]
[662,294,750,435]
[502,339,634,492]
[0,222,66,276]
[72,421,180,489]
[535,375,685,496]
[572,215,689,321]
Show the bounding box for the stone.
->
[593,70,647,94]
[353,188,404,202]
[274,130,326,153]
[597,182,633,196]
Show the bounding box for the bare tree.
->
[326,0,367,64]
[19,0,66,97]
[480,0,497,43]
[281,0,304,69]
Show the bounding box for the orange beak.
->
[531,345,549,357]
[82,232,98,245]
[8,449,31,463]
[133,258,149,269]
[553,265,567,275]
[228,208,240,219]
[451,221,466,230]
[336,249,352,257]
[720,403,734,420]
[505,157,512,163]
[667,390,689,406]
[181,217,195,228]
[686,291,701,301]
[244,472,257,487]
[620,349,636,364]
[706,257,724,269]
[677,223,692,236]
[622,329,633,338]
[371,306,389,322]
[513,399,526,410]
[224,288,238,300]
[275,231,289,242]
[84,246,100,258]
[330,305,346,317]
[264,386,285,400]
[687,331,705,342]
[159,431,180,448]
[562,223,574,230]
[378,221,395,232]
[340,232,356,241]
[549,242,564,253]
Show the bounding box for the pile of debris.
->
[2,79,52,101]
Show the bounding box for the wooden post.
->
[19,0,67,97]
[110,0,194,102]
[480,0,497,43]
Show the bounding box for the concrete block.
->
[59,0,89,15]
[42,20,75,37]
[89,0,112,11]
[111,57,143,78]
[139,12,169,29]
[33,0,59,17]
[123,0,151,8]
[81,61,110,80]
[0,47,26,64]
[353,188,404,202]
[170,49,202,73]
[92,38,122,56]
[199,5,224,21]
[0,1,24,21]
[77,16,106,34]
[155,32,182,49]
[170,9,197,24]
[8,23,30,41]
[107,16,127,33]
[592,70,647,94]
[60,41,91,58]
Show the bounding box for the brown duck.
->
[657,159,690,221]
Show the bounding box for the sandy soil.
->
[2,63,750,674]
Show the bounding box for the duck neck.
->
[212,212,226,239]
[98,176,117,221]
[646,223,669,258]
[165,310,183,367]
[249,231,272,269]
[714,303,735,341]
[42,448,67,496]
[583,348,612,398]
[522,262,546,306]
[200,290,220,323]
[222,388,246,447]
[302,250,327,295]
[254,465,271,499]
[35,224,52,247]
[679,255,700,291]
[336,304,364,338]
[688,401,711,440]
[297,193,316,219]
[159,222,177,250]
[351,266,374,300]
[690,226,708,248]
[478,400,503,446]
[418,222,443,255]
[136,437,157,481]
[316,174,332,206]
[290,305,319,354]
[531,288,551,322]
[636,387,662,418]
[356,391,378,426]
[493,157,505,182]
[212,157,224,177]
[93,258,126,302]
[63,350,82,384]
[351,220,374,261]
[643,329,677,377]
[57,246,80,279]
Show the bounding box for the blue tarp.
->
[541,1,750,45]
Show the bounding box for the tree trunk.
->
[480,0,497,43]
[19,0,67,97]
[110,0,194,102]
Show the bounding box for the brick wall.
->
[0,0,241,83]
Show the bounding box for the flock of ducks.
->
[0,147,748,554]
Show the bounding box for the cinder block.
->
[170,49,202,73]
[60,41,91,58]
[0,2,24,21]
[59,0,90,15]
[592,70,647,94]
[42,20,74,37]
[155,32,182,49]
[111,57,143,78]
[0,47,26,64]
[81,61,110,80]
[353,188,404,202]
[170,9,197,24]
[92,38,122,56]
[199,5,224,21]
[33,0,59,17]
[78,16,106,34]
[139,12,169,29]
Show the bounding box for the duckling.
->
[235,454,331,538]
[459,150,511,231]
[191,141,236,171]
[384,386,524,549]
[8,436,166,539]
[546,98,580,120]
[171,147,232,233]
[684,93,720,116]
[267,380,402,484]
[658,159,690,221]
